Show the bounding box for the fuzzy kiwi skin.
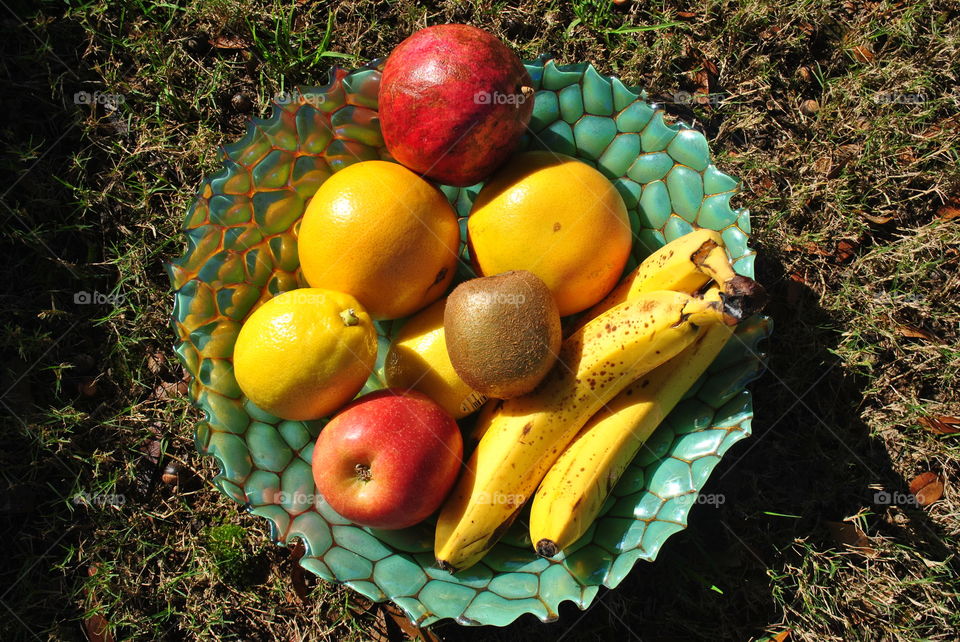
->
[444,270,561,399]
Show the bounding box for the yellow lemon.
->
[233,288,377,420]
[297,160,460,320]
[384,298,487,418]
[467,151,632,316]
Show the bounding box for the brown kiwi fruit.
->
[444,270,561,399]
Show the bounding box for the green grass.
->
[1,0,959,640]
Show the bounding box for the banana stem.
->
[684,275,766,326]
[718,275,768,321]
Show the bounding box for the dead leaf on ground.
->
[771,631,791,642]
[693,74,713,105]
[937,197,960,221]
[686,47,719,106]
[836,143,863,160]
[909,472,944,506]
[83,565,115,642]
[812,156,832,176]
[851,44,875,63]
[753,175,775,193]
[140,423,163,462]
[154,380,188,399]
[897,150,917,164]
[209,34,250,50]
[826,520,876,555]
[83,613,114,642]
[146,351,166,375]
[699,57,719,79]
[895,323,935,341]
[288,541,310,602]
[788,242,830,256]
[918,415,960,435]
[862,213,893,225]
[800,98,820,116]
[834,239,858,263]
[922,113,960,138]
[378,602,440,641]
[813,156,840,178]
[759,25,782,40]
[677,11,697,19]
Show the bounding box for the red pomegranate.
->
[378,24,534,187]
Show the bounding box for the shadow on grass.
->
[0,3,169,639]
[435,244,958,641]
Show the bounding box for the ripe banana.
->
[434,289,736,572]
[385,298,487,419]
[530,290,735,557]
[575,228,739,332]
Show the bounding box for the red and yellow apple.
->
[311,389,463,529]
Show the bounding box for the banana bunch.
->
[433,231,764,572]
[569,229,738,334]
[530,288,733,556]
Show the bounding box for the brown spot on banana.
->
[690,239,720,266]
[487,505,523,549]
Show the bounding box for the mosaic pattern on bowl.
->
[168,56,772,628]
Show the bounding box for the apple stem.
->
[354,463,372,482]
[340,308,360,327]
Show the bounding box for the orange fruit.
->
[467,151,631,316]
[298,160,460,320]
[233,288,378,420]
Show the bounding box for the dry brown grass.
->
[1,0,958,640]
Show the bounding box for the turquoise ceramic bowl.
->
[168,56,771,627]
